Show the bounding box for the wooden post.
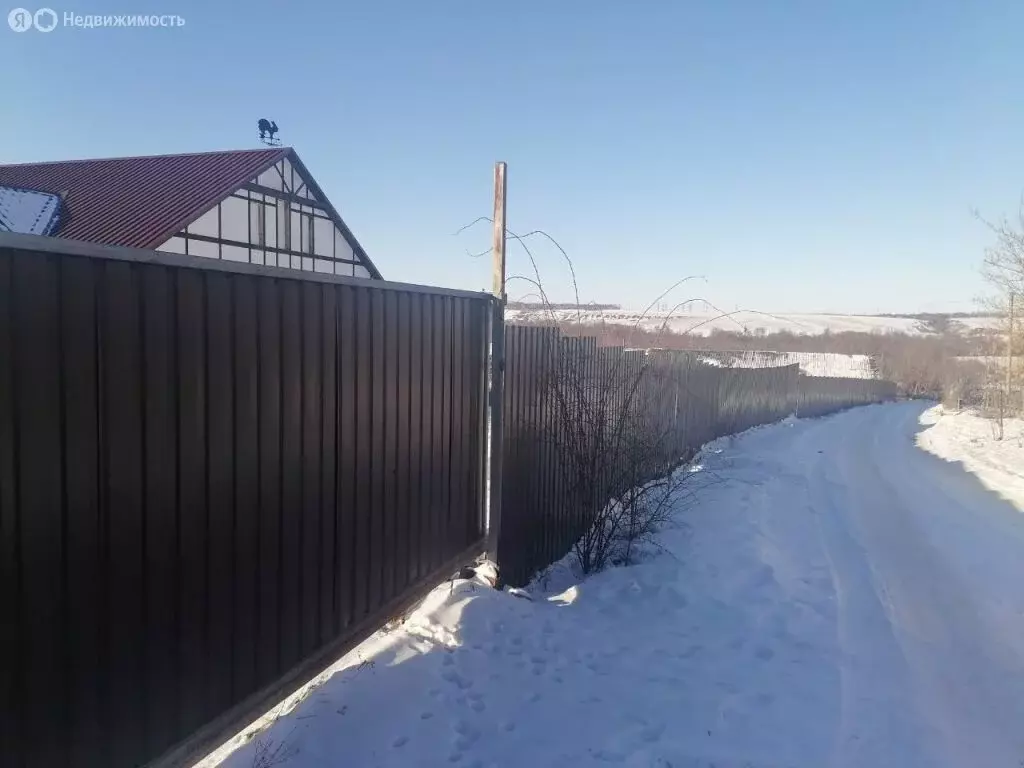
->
[491,163,507,300]
[486,162,507,562]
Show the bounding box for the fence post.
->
[486,162,507,562]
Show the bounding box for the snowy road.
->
[212,402,1024,768]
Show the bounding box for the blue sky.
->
[4,0,1024,313]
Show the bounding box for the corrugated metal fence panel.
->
[0,243,490,768]
[500,328,897,586]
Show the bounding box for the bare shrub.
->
[250,727,298,768]
[543,339,696,575]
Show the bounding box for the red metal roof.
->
[0,148,289,249]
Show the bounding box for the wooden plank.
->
[205,272,235,718]
[256,278,282,685]
[12,252,68,766]
[140,265,181,758]
[300,282,322,656]
[278,280,303,671]
[232,275,260,702]
[319,284,338,647]
[101,260,146,766]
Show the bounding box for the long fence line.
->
[0,234,896,768]
[498,328,898,585]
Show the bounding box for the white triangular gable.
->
[157,153,378,278]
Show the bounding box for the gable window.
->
[156,154,379,278]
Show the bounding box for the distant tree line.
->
[506,301,621,311]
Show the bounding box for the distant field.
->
[505,307,1000,337]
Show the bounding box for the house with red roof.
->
[0,147,381,278]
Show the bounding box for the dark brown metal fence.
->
[498,327,898,585]
[0,235,491,768]
[1,234,901,767]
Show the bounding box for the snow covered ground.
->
[917,405,1024,510]
[203,402,1024,768]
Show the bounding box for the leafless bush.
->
[535,325,703,575]
[566,405,685,573]
[455,218,710,576]
[250,727,299,768]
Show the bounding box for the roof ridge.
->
[0,146,291,168]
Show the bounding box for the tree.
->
[977,204,1024,425]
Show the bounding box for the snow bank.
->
[199,418,841,768]
[199,404,1024,767]
[916,405,1024,510]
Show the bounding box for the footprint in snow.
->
[392,736,408,748]
[452,722,480,752]
[755,646,776,661]
[679,644,703,658]
[638,723,666,743]
[453,719,478,737]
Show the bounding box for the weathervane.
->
[257,118,281,146]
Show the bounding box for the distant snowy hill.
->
[505,307,999,337]
[697,350,878,379]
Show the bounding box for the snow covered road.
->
[211,402,1024,768]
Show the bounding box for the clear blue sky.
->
[4,0,1024,313]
